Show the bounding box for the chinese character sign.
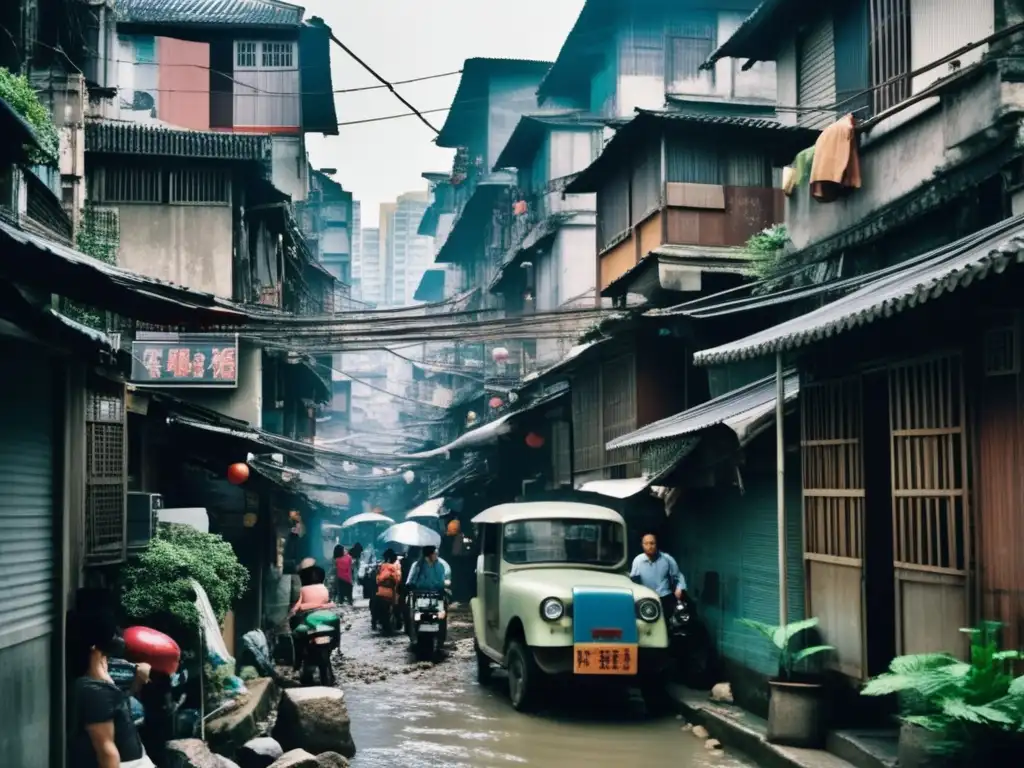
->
[131,338,239,387]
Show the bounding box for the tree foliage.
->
[119,523,249,642]
[0,68,59,166]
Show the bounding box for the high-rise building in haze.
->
[381,191,432,306]
[359,228,382,306]
[378,201,396,305]
[350,200,362,298]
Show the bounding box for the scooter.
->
[290,608,341,686]
[667,597,715,687]
[409,587,448,661]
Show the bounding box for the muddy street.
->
[326,597,757,768]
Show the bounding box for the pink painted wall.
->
[157,37,210,130]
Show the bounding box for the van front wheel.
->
[506,639,541,712]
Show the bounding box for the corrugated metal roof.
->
[116,0,303,26]
[493,112,608,171]
[86,120,273,160]
[703,0,801,69]
[536,0,610,103]
[435,58,553,149]
[0,219,249,326]
[606,373,799,450]
[694,215,1024,366]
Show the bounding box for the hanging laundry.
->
[809,114,861,203]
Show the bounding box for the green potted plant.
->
[861,622,1024,767]
[737,617,834,747]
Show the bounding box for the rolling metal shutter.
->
[0,342,55,768]
[797,16,837,130]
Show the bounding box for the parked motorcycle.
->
[667,597,715,687]
[409,588,447,661]
[290,608,341,686]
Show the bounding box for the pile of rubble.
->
[166,686,357,768]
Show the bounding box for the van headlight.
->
[540,597,564,621]
[637,598,661,623]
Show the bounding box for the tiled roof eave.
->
[694,226,1024,367]
[85,121,273,161]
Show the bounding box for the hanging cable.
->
[327,31,440,134]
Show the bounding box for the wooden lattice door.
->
[888,354,971,657]
[801,376,866,679]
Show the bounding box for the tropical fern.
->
[861,622,1024,760]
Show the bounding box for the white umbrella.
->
[405,497,445,520]
[379,520,442,548]
[341,511,395,529]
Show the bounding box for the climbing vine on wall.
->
[0,68,59,167]
[62,206,120,329]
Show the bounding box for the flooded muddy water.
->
[330,598,756,768]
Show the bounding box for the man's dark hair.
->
[422,545,437,557]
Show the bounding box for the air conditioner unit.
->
[126,492,163,550]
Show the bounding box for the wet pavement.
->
[323,596,757,768]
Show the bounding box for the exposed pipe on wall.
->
[776,352,789,627]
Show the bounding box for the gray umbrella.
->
[378,520,442,549]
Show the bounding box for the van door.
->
[479,524,502,651]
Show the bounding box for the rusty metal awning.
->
[607,373,799,451]
[694,215,1024,367]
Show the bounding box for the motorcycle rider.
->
[406,545,451,591]
[289,557,334,617]
[629,533,686,619]
[405,545,451,633]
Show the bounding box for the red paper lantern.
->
[488,396,503,409]
[227,462,249,485]
[123,626,181,677]
[525,432,545,449]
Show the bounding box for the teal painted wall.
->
[666,444,805,677]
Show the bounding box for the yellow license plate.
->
[573,643,638,675]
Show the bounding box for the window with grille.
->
[91,166,162,203]
[236,41,258,68]
[86,376,126,564]
[169,168,230,205]
[262,41,295,69]
[666,18,716,95]
[869,0,911,113]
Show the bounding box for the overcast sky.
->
[302,0,585,229]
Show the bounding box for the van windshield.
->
[502,519,625,566]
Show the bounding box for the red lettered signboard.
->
[131,336,239,388]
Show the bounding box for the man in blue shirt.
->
[629,533,686,618]
[406,545,451,591]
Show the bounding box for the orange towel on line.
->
[809,114,862,203]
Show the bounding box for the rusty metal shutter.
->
[0,341,55,768]
[797,16,837,129]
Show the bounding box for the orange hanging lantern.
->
[446,519,462,537]
[488,396,503,409]
[227,462,250,485]
[525,432,545,449]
